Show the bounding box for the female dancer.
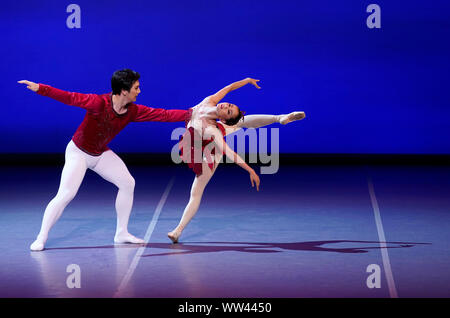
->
[168,77,305,243]
[18,69,188,251]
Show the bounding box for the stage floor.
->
[0,162,449,298]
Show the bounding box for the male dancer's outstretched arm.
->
[18,79,188,122]
[18,80,102,110]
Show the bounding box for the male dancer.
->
[18,69,188,251]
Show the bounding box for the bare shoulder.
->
[202,96,217,106]
[192,96,213,109]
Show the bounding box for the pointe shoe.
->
[114,233,145,244]
[167,231,181,244]
[280,111,305,125]
[30,239,45,251]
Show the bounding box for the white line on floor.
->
[367,176,399,298]
[113,176,175,298]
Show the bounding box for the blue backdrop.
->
[1,0,449,154]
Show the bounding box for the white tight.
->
[36,140,135,242]
[236,114,280,129]
[175,161,218,232]
[172,114,280,234]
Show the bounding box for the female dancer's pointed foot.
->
[167,230,181,244]
[280,111,305,125]
[114,232,145,244]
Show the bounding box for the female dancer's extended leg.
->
[236,112,305,129]
[168,161,218,243]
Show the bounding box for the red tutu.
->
[179,108,226,176]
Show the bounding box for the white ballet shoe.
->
[114,233,145,244]
[30,239,45,251]
[167,230,181,244]
[279,111,305,125]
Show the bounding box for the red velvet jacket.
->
[37,84,188,155]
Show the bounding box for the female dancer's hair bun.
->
[225,108,245,126]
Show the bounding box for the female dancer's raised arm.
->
[208,78,261,105]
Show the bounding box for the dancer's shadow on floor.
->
[42,240,430,255]
[140,240,431,257]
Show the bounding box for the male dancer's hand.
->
[18,80,39,92]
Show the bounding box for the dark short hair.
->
[224,107,245,126]
[111,69,140,95]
